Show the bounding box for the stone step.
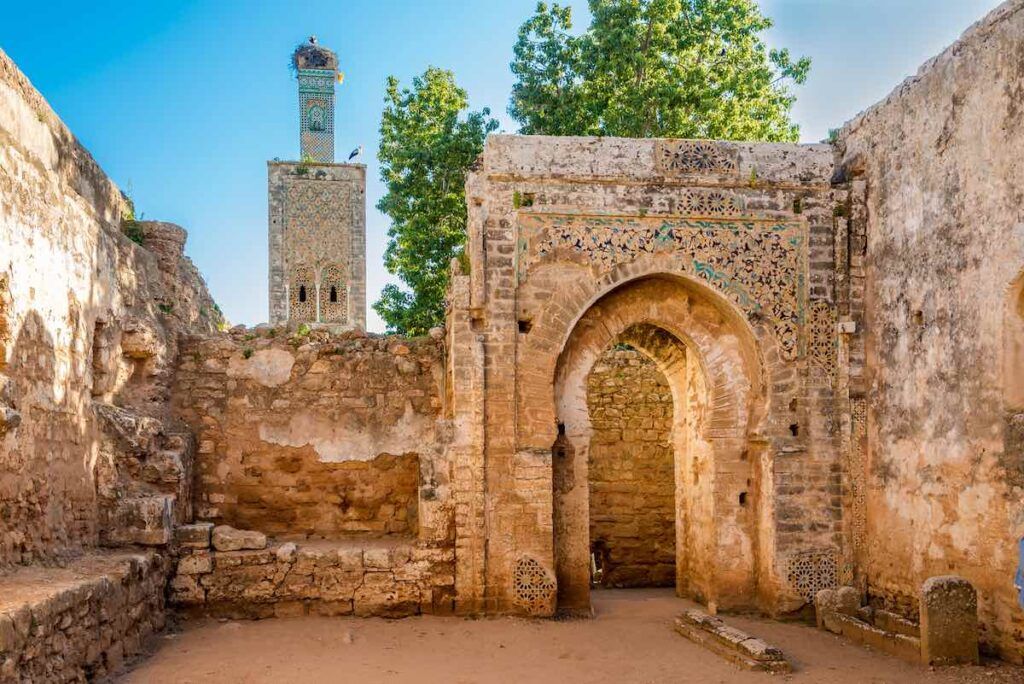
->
[673,609,791,673]
[101,494,175,547]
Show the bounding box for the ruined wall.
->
[0,550,170,681]
[587,349,675,588]
[0,49,220,570]
[173,327,450,541]
[838,0,1024,660]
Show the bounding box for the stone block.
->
[835,586,860,616]
[177,551,212,575]
[363,548,391,569]
[174,522,213,549]
[0,613,19,654]
[104,496,174,547]
[814,588,838,632]
[311,600,353,616]
[276,542,297,563]
[920,575,979,666]
[354,573,421,617]
[212,525,267,552]
[273,601,307,618]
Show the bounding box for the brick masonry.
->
[587,349,675,588]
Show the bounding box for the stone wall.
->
[0,550,170,681]
[172,327,450,542]
[169,524,455,619]
[837,0,1024,660]
[587,349,675,588]
[0,48,221,570]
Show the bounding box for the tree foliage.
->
[374,67,498,335]
[510,0,811,141]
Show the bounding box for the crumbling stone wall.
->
[0,551,169,681]
[587,348,675,588]
[837,0,1024,660]
[173,327,449,541]
[0,48,220,570]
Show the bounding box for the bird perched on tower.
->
[348,145,363,161]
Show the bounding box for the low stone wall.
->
[169,523,455,618]
[173,327,448,540]
[814,577,979,666]
[587,349,675,587]
[0,550,169,682]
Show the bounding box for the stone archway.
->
[547,275,765,614]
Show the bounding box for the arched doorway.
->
[549,275,763,614]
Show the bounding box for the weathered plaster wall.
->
[173,327,450,541]
[0,49,220,570]
[587,349,675,588]
[838,0,1024,659]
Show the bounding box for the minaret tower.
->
[293,36,339,162]
[267,36,366,329]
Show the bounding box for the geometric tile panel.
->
[518,213,806,360]
[785,549,839,604]
[512,555,557,616]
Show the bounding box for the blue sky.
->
[1,0,1003,331]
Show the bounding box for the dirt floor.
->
[120,589,1022,683]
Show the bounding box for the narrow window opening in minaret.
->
[330,286,338,303]
[299,285,307,303]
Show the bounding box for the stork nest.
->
[292,41,338,71]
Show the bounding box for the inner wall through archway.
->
[587,346,676,588]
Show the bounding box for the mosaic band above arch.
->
[517,213,807,360]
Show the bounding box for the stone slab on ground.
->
[674,608,791,673]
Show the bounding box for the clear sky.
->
[1,0,1003,331]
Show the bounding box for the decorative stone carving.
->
[319,263,348,323]
[785,549,839,603]
[511,555,557,616]
[519,214,806,359]
[809,300,837,376]
[849,398,868,555]
[289,264,316,321]
[657,140,739,176]
[676,189,743,216]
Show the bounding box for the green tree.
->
[375,67,498,335]
[510,0,811,141]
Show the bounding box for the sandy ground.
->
[120,589,1022,683]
